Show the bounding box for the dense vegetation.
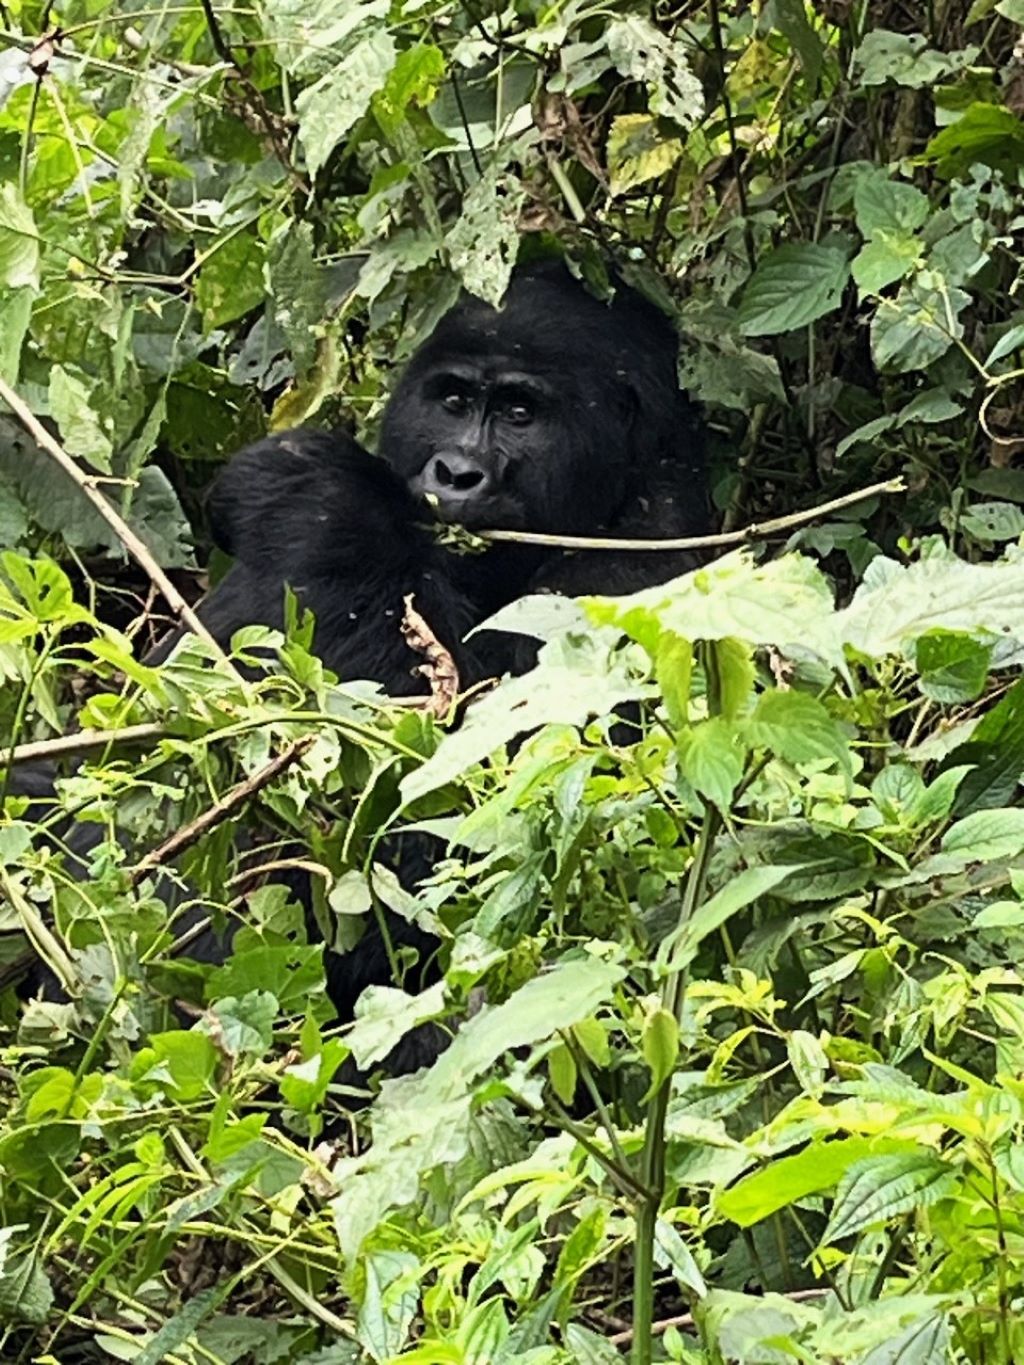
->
[3,0,1024,1360]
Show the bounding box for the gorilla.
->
[16,261,708,1068]
[156,261,707,689]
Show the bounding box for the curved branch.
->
[477,477,904,552]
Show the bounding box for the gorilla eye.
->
[503,403,533,426]
[441,392,469,414]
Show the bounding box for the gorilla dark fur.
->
[156,262,707,689]
[23,262,708,1066]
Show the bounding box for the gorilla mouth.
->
[413,483,527,532]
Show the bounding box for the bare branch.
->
[6,723,165,767]
[401,594,460,718]
[477,477,905,552]
[0,373,235,664]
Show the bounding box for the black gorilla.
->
[19,262,708,1066]
[163,262,707,691]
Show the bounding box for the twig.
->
[128,736,314,886]
[607,1287,830,1346]
[0,374,232,663]
[477,478,904,552]
[401,594,460,718]
[6,723,165,766]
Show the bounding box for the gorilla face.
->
[377,264,668,535]
[387,358,611,532]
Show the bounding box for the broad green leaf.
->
[373,41,446,137]
[941,807,1024,861]
[771,0,823,82]
[0,287,33,385]
[587,551,839,665]
[447,164,526,308]
[915,628,991,702]
[855,31,978,89]
[400,632,643,804]
[745,689,851,778]
[924,102,1024,177]
[606,114,682,196]
[48,365,113,472]
[718,1137,916,1227]
[548,1042,577,1105]
[678,717,745,809]
[738,244,849,336]
[0,1252,53,1326]
[838,553,1024,658]
[297,29,397,175]
[0,185,39,291]
[854,171,930,236]
[331,958,625,1259]
[144,1031,219,1102]
[852,233,923,295]
[346,982,448,1069]
[660,863,805,969]
[654,1218,706,1297]
[822,1153,958,1243]
[606,16,704,129]
[946,677,1024,813]
[960,500,1024,543]
[871,277,968,372]
[985,322,1024,368]
[195,232,266,330]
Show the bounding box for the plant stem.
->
[631,802,722,1365]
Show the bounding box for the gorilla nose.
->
[419,452,491,503]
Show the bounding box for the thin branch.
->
[5,723,165,767]
[0,374,233,663]
[128,736,315,887]
[477,477,904,552]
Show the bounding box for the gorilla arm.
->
[153,429,477,696]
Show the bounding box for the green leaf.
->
[855,31,979,89]
[985,322,1024,368]
[924,102,1024,177]
[678,717,745,809]
[346,981,447,1069]
[945,677,1024,813]
[587,551,839,666]
[606,114,682,196]
[738,244,850,336]
[854,170,930,236]
[851,233,923,295]
[822,1153,958,1243]
[447,163,526,308]
[195,232,266,330]
[960,500,1024,544]
[642,1005,679,1097]
[914,628,991,702]
[0,185,39,291]
[145,1030,219,1102]
[48,365,113,472]
[771,0,823,82]
[745,690,851,778]
[718,1137,916,1227]
[871,277,968,373]
[297,29,397,175]
[839,553,1024,659]
[0,1252,53,1327]
[941,808,1024,861]
[606,16,704,129]
[660,863,805,969]
[548,1042,577,1105]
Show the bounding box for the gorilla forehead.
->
[406,261,675,385]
